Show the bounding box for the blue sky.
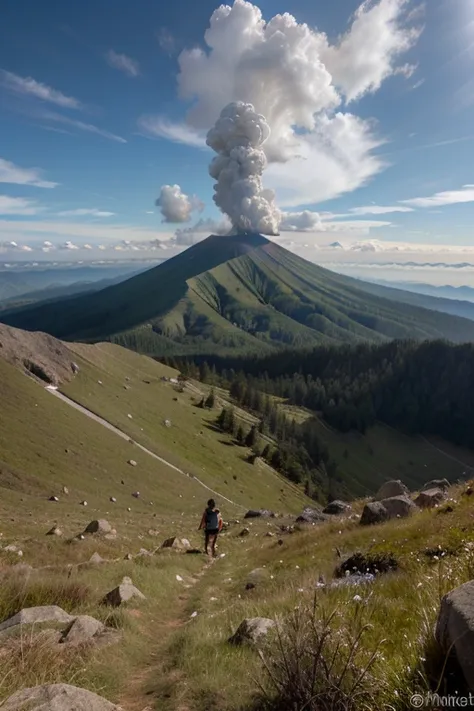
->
[0,0,473,285]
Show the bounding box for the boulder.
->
[89,552,105,564]
[436,580,474,690]
[61,615,104,646]
[360,501,389,526]
[244,510,274,519]
[229,617,276,646]
[381,495,417,519]
[415,488,447,509]
[0,606,74,633]
[161,537,191,551]
[84,520,112,535]
[1,684,122,710]
[246,568,267,586]
[103,577,146,607]
[422,478,450,492]
[374,480,409,501]
[323,500,352,515]
[296,507,329,524]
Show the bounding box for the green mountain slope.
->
[3,234,474,356]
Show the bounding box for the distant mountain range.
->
[368,280,474,303]
[2,234,474,356]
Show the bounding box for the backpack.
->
[205,508,219,531]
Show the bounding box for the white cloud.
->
[0,157,58,188]
[155,184,204,223]
[157,28,178,55]
[0,240,33,252]
[173,217,231,245]
[0,70,82,109]
[137,115,206,148]
[105,50,140,78]
[349,204,414,215]
[401,185,474,208]
[321,0,421,102]
[0,195,42,215]
[162,0,420,208]
[280,211,324,232]
[41,111,127,143]
[57,208,115,217]
[0,219,167,243]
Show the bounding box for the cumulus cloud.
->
[0,195,42,215]
[0,70,82,109]
[0,157,58,188]
[155,184,204,223]
[157,0,421,207]
[57,208,115,217]
[105,50,140,78]
[401,185,474,208]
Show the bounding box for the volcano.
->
[2,234,474,356]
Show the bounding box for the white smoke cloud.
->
[280,210,324,232]
[155,184,204,223]
[174,217,232,246]
[171,0,420,208]
[206,102,280,234]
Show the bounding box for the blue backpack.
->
[205,508,219,531]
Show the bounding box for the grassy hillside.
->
[3,234,474,357]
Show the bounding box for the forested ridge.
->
[162,340,474,496]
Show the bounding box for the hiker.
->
[198,498,223,557]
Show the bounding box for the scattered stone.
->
[132,491,140,499]
[127,414,133,419]
[323,500,352,515]
[147,529,160,537]
[296,507,329,524]
[1,684,122,711]
[415,488,447,509]
[103,577,146,607]
[381,495,417,519]
[49,496,59,502]
[127,507,131,512]
[89,552,105,564]
[71,362,80,373]
[161,537,191,551]
[335,552,398,578]
[124,553,133,561]
[61,615,105,646]
[46,526,62,536]
[239,528,250,537]
[374,480,409,501]
[245,582,256,591]
[110,497,117,504]
[244,509,274,519]
[0,606,74,633]
[80,501,88,506]
[436,579,474,690]
[163,419,172,428]
[229,617,276,646]
[265,532,275,537]
[62,486,69,495]
[128,460,137,467]
[423,479,450,492]
[4,544,20,553]
[84,519,112,535]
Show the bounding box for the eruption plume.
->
[206,101,281,235]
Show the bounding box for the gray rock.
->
[436,580,474,690]
[62,486,69,495]
[0,683,122,710]
[84,519,112,535]
[161,537,191,551]
[128,460,137,467]
[0,606,74,633]
[229,617,276,646]
[415,488,447,509]
[381,495,417,519]
[296,507,329,524]
[46,526,62,536]
[61,615,104,646]
[103,577,146,607]
[89,552,105,564]
[423,478,450,492]
[246,568,267,585]
[244,509,274,519]
[323,500,352,515]
[360,501,389,526]
[374,480,409,501]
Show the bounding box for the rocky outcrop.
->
[103,577,146,607]
[1,684,122,710]
[228,617,276,646]
[0,606,74,634]
[415,488,447,509]
[61,616,104,646]
[423,478,450,492]
[84,520,112,535]
[360,496,416,525]
[436,580,474,690]
[323,500,352,515]
[374,480,409,501]
[296,507,329,524]
[360,502,389,526]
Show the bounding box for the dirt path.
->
[45,386,245,510]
